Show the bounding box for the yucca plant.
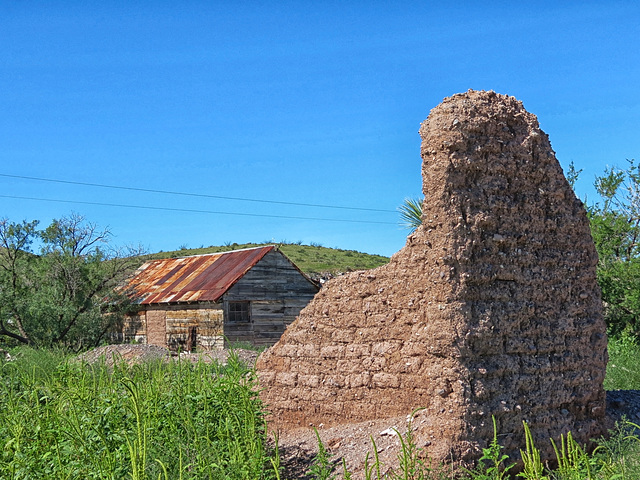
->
[398,197,424,233]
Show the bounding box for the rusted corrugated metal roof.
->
[126,246,274,305]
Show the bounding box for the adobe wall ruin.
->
[256,90,608,464]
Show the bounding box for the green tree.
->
[0,213,144,349]
[0,218,39,344]
[398,197,423,233]
[588,159,640,337]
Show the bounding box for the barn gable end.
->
[222,249,320,347]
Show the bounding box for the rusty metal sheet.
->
[126,246,274,305]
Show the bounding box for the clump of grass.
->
[550,430,594,479]
[226,339,269,353]
[387,408,450,480]
[517,421,548,480]
[604,332,640,390]
[592,419,640,478]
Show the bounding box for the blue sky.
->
[1,1,639,257]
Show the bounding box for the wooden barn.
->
[118,246,319,351]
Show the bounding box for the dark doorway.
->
[187,326,197,352]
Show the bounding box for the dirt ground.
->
[274,413,432,479]
[275,389,640,479]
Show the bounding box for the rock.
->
[256,90,608,467]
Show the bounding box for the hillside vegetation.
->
[147,242,390,275]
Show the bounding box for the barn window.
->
[228,302,250,323]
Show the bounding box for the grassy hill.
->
[146,242,390,275]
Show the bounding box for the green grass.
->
[147,241,390,275]
[0,348,276,479]
[2,337,640,479]
[604,333,640,391]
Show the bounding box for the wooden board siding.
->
[223,250,319,346]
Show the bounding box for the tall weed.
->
[465,416,515,480]
[592,420,640,479]
[550,431,594,479]
[308,428,337,480]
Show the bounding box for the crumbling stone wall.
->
[256,90,608,464]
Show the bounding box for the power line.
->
[0,173,397,213]
[0,194,398,225]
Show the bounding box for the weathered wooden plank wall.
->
[223,250,318,346]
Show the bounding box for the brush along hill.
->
[145,242,389,277]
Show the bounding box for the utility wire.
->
[0,194,397,225]
[0,173,397,213]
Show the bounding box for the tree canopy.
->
[0,213,144,350]
[586,159,640,337]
